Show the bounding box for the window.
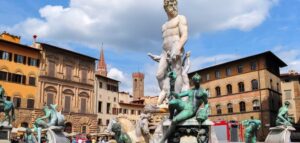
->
[29,77,36,86]
[206,74,210,81]
[284,90,292,100]
[119,108,122,113]
[81,70,87,83]
[277,83,280,92]
[216,105,222,115]
[66,66,72,80]
[81,126,87,134]
[106,120,110,126]
[250,62,257,70]
[13,97,21,108]
[27,99,34,109]
[215,86,221,96]
[99,82,102,88]
[238,82,245,92]
[270,79,273,89]
[114,97,116,102]
[106,103,111,114]
[98,101,102,113]
[48,61,55,77]
[123,109,127,114]
[251,79,258,90]
[138,110,141,115]
[80,98,87,113]
[47,93,54,106]
[28,58,39,67]
[131,110,135,115]
[226,68,231,76]
[227,103,233,113]
[21,122,29,128]
[14,54,25,64]
[253,100,260,111]
[0,71,8,81]
[11,74,24,84]
[112,108,118,115]
[98,119,102,125]
[237,64,243,73]
[64,96,71,112]
[226,84,232,94]
[239,101,246,112]
[215,70,221,79]
[0,51,12,61]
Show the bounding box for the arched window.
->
[239,101,246,112]
[216,104,222,115]
[227,103,233,113]
[21,122,28,128]
[47,93,54,106]
[251,79,258,90]
[226,84,232,94]
[215,86,221,96]
[238,82,245,92]
[253,100,260,111]
[64,122,72,133]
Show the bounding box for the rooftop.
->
[189,51,287,75]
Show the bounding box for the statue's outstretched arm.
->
[177,90,190,98]
[39,110,50,120]
[148,53,161,62]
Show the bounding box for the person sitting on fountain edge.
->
[160,72,209,143]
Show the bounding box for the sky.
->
[0,0,299,95]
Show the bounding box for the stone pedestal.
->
[0,121,12,143]
[162,118,218,143]
[265,125,295,143]
[45,126,70,143]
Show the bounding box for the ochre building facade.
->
[188,51,287,141]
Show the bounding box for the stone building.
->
[280,70,300,126]
[132,72,144,100]
[188,51,287,141]
[94,48,120,133]
[35,43,97,134]
[0,32,40,128]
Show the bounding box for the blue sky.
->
[0,0,299,95]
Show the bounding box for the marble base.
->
[265,125,295,143]
[162,118,218,143]
[46,126,70,143]
[0,121,13,143]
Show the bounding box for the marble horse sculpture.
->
[0,85,15,125]
[242,116,261,143]
[106,114,152,143]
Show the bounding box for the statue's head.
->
[111,123,122,133]
[284,101,290,107]
[164,0,178,18]
[192,73,201,85]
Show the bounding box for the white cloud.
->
[190,54,240,71]
[273,46,300,72]
[2,0,278,51]
[107,67,132,93]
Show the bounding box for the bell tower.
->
[132,72,144,100]
[96,48,107,76]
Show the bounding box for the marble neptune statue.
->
[160,72,209,143]
[276,101,293,126]
[148,0,190,106]
[242,116,261,143]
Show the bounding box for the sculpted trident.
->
[148,0,189,107]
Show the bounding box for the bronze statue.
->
[0,85,15,125]
[160,72,209,143]
[242,116,261,143]
[276,101,293,126]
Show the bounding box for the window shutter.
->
[22,75,26,84]
[8,53,12,61]
[36,59,40,67]
[0,50,3,59]
[14,54,17,62]
[23,56,27,64]
[28,57,31,65]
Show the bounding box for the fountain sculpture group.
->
[0,0,296,143]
